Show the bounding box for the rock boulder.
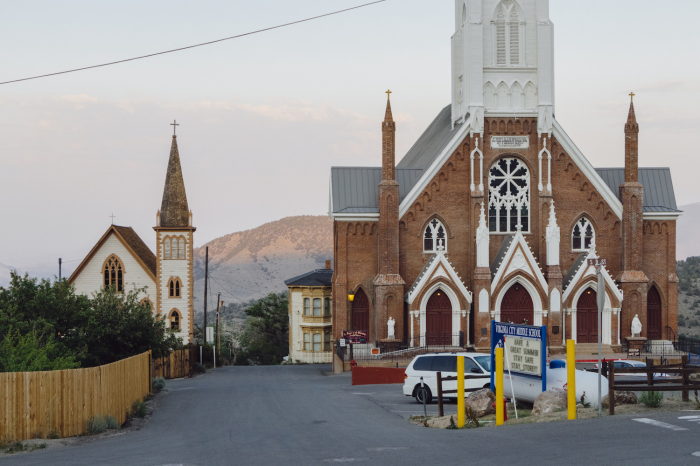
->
[531,390,568,416]
[601,391,638,409]
[689,373,700,383]
[465,388,496,418]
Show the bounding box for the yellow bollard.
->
[495,347,504,426]
[457,355,465,428]
[567,339,576,420]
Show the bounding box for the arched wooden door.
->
[500,283,534,325]
[426,290,452,346]
[647,287,662,340]
[576,288,598,343]
[351,289,369,335]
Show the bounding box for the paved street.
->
[5,365,700,465]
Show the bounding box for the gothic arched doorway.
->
[647,287,662,340]
[576,288,598,343]
[501,283,534,325]
[351,289,369,335]
[426,290,452,346]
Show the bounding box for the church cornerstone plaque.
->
[491,136,530,149]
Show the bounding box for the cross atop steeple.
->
[629,92,635,102]
[170,120,179,136]
[110,213,116,225]
[385,89,392,100]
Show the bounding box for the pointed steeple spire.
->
[381,91,396,182]
[384,89,393,122]
[159,135,190,228]
[624,93,639,184]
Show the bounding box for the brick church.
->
[329,0,681,354]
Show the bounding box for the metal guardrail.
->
[340,333,467,363]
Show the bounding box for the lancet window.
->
[488,158,530,233]
[163,236,186,260]
[168,277,182,298]
[494,1,522,66]
[169,309,181,331]
[572,218,595,251]
[423,219,447,252]
[103,255,124,292]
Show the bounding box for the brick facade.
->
[331,105,678,353]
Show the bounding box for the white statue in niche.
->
[388,317,396,339]
[631,314,642,337]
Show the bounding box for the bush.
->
[639,391,664,408]
[194,362,205,374]
[131,400,147,418]
[48,429,61,439]
[152,377,166,392]
[105,416,119,430]
[87,415,108,435]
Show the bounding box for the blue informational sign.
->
[490,320,547,394]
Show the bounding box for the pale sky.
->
[1,0,699,276]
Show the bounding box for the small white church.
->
[69,134,196,343]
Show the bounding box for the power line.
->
[0,0,386,86]
[209,275,248,305]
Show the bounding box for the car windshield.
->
[473,356,491,372]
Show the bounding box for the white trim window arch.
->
[492,0,524,66]
[423,218,447,253]
[488,158,530,233]
[572,217,595,251]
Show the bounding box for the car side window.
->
[464,358,481,373]
[413,356,435,371]
[614,361,624,368]
[431,356,457,372]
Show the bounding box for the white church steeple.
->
[451,0,554,134]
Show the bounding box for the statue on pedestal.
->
[388,317,396,340]
[631,314,642,337]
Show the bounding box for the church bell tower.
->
[451,0,554,135]
[155,128,196,343]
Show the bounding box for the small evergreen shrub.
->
[152,377,166,392]
[87,415,108,435]
[131,400,147,418]
[5,441,26,453]
[48,429,61,439]
[639,391,664,408]
[105,416,119,430]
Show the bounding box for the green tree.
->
[78,287,182,367]
[237,292,289,365]
[0,273,90,362]
[0,328,79,372]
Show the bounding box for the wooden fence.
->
[0,351,151,441]
[154,349,191,379]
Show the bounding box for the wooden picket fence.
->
[153,349,191,379]
[0,351,151,441]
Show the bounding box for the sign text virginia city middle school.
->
[494,324,542,339]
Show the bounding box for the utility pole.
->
[58,258,62,281]
[203,246,208,345]
[215,294,221,358]
[218,300,223,351]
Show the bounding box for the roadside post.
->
[588,257,606,418]
[567,339,576,420]
[420,376,427,419]
[495,347,504,426]
[457,355,465,428]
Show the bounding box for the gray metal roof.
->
[330,167,424,214]
[563,252,588,292]
[397,104,462,169]
[284,268,333,287]
[595,168,680,212]
[491,236,514,279]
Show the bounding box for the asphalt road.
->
[5,365,700,465]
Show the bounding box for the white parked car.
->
[403,353,491,404]
[594,359,672,380]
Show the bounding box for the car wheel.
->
[415,385,432,404]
